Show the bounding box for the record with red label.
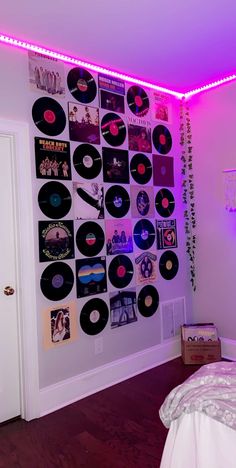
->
[105,185,130,218]
[152,125,172,154]
[133,219,155,250]
[155,188,175,217]
[76,221,105,257]
[38,181,72,219]
[137,285,159,317]
[73,144,102,179]
[108,254,134,288]
[40,261,74,300]
[67,67,97,103]
[130,153,152,185]
[32,97,66,136]
[101,112,126,147]
[127,86,149,117]
[159,250,179,280]
[80,297,109,335]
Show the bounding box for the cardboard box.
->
[181,333,221,365]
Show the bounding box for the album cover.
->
[105,218,133,255]
[28,51,65,97]
[38,220,74,262]
[76,256,107,298]
[98,74,125,95]
[110,289,137,328]
[73,182,104,219]
[100,90,125,113]
[130,185,154,218]
[151,91,172,124]
[68,102,100,144]
[128,124,152,153]
[42,301,78,350]
[35,137,71,180]
[102,148,129,184]
[135,251,157,284]
[156,219,178,249]
[152,154,174,187]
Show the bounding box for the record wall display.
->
[159,250,179,280]
[152,125,172,154]
[101,112,126,147]
[133,219,155,250]
[155,188,175,218]
[76,221,105,257]
[40,261,74,301]
[32,97,66,136]
[137,285,159,317]
[108,254,134,288]
[127,86,149,117]
[80,297,109,335]
[73,144,102,179]
[130,153,152,185]
[38,181,72,219]
[67,67,97,103]
[105,185,130,218]
[39,220,74,262]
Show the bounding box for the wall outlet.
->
[94,337,103,355]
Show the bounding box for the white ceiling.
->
[1,0,235,92]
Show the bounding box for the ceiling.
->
[1,0,235,92]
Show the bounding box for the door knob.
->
[4,286,15,296]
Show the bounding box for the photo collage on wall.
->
[28,51,179,347]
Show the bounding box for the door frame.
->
[0,119,40,420]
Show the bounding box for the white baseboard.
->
[39,338,181,417]
[220,337,236,361]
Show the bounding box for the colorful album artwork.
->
[100,90,125,113]
[73,182,104,219]
[156,219,178,249]
[38,220,74,262]
[152,154,174,187]
[42,301,78,350]
[151,91,172,124]
[110,289,137,328]
[76,256,107,298]
[102,148,129,184]
[135,251,157,284]
[98,74,125,95]
[28,51,66,97]
[35,137,71,180]
[128,124,152,153]
[105,218,133,255]
[130,185,154,218]
[68,102,100,144]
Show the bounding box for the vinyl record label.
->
[73,144,102,179]
[67,67,97,103]
[32,97,66,136]
[137,285,159,317]
[108,254,134,288]
[80,297,109,335]
[76,221,105,257]
[105,185,130,218]
[40,261,74,301]
[76,256,107,298]
[38,181,72,219]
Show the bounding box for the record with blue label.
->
[38,181,72,219]
[105,185,130,218]
[40,261,74,300]
[76,221,105,257]
[101,112,126,147]
[76,256,107,298]
[80,297,109,335]
[133,219,155,250]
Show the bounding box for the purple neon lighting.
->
[0,33,235,99]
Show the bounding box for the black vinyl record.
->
[76,221,105,257]
[101,112,126,147]
[67,67,97,103]
[127,86,149,117]
[138,285,159,317]
[108,254,134,288]
[105,185,130,218]
[133,219,155,250]
[152,125,172,154]
[40,261,74,300]
[130,153,152,185]
[32,97,66,136]
[38,181,72,219]
[80,297,109,335]
[159,250,179,280]
[73,144,102,179]
[155,188,175,218]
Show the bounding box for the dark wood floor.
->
[0,358,200,468]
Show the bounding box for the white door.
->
[0,133,21,422]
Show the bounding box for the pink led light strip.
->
[0,33,235,99]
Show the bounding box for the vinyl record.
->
[155,188,175,218]
[108,254,134,288]
[73,144,102,179]
[101,112,126,147]
[32,97,66,136]
[80,298,109,335]
[76,221,105,257]
[159,250,179,280]
[152,125,172,154]
[40,261,74,300]
[127,86,149,117]
[105,185,130,218]
[67,67,97,103]
[130,153,152,185]
[38,181,72,219]
[138,285,159,317]
[133,219,155,250]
